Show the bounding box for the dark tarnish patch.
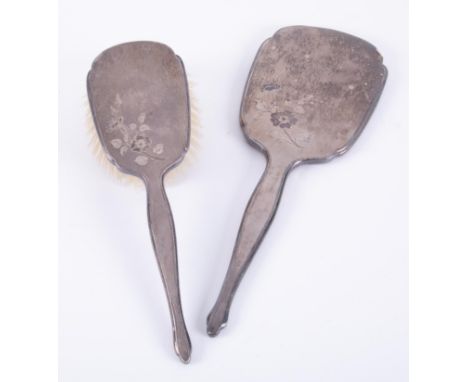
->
[270,111,298,129]
[262,83,281,91]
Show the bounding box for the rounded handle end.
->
[206,303,229,337]
[174,326,191,363]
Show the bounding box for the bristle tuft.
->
[85,101,143,188]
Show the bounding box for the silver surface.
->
[207,26,387,336]
[87,41,191,363]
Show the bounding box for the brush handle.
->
[207,155,292,336]
[146,176,191,363]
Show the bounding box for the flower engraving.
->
[130,135,151,152]
[270,111,298,129]
[106,94,164,166]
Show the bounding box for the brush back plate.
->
[87,41,190,178]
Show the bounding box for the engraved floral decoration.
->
[269,110,301,148]
[130,136,151,152]
[106,94,164,166]
[270,111,298,129]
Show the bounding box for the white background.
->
[59,0,408,381]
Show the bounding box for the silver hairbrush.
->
[87,41,192,362]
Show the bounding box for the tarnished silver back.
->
[87,41,192,363]
[87,41,190,179]
[207,27,387,337]
[241,26,387,163]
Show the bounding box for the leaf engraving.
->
[135,156,149,166]
[110,139,122,148]
[153,143,164,154]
